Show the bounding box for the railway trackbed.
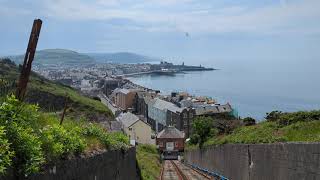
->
[160,160,214,180]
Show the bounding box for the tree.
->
[192,116,216,149]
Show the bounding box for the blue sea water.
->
[128,59,320,120]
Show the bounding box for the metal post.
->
[16,19,42,101]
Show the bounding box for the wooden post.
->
[16,19,42,101]
[60,93,68,125]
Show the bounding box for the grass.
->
[0,58,113,118]
[281,121,320,142]
[201,121,320,147]
[29,78,112,115]
[136,144,162,180]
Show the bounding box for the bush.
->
[82,124,129,150]
[243,117,256,126]
[0,126,14,175]
[192,116,216,148]
[10,125,45,176]
[101,132,129,150]
[266,110,320,126]
[82,123,105,137]
[41,124,86,160]
[0,95,45,176]
[189,134,200,145]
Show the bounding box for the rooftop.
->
[157,126,185,139]
[152,98,183,113]
[117,112,139,128]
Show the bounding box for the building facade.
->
[113,89,140,110]
[156,126,185,152]
[147,98,195,137]
[117,112,152,145]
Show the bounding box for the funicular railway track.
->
[160,160,213,180]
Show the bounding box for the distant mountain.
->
[5,49,159,65]
[8,49,95,65]
[86,52,159,64]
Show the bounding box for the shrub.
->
[101,132,129,150]
[243,117,256,126]
[82,123,105,137]
[82,124,129,150]
[10,125,45,176]
[0,95,45,176]
[0,126,14,175]
[189,134,200,145]
[265,111,282,122]
[266,110,320,126]
[192,116,216,148]
[41,124,86,160]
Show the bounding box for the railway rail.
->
[160,160,213,180]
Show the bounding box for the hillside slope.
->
[8,49,95,65]
[0,58,113,121]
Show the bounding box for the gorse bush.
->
[0,126,14,174]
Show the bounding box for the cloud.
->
[2,0,320,35]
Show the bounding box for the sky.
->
[0,0,320,65]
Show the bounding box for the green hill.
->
[86,52,159,63]
[8,49,95,65]
[0,58,113,121]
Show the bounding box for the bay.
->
[128,60,320,120]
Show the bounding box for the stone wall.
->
[1,147,139,180]
[184,143,320,180]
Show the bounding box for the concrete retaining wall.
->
[184,143,320,180]
[1,147,139,180]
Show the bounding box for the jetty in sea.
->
[118,61,215,77]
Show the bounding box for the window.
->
[129,127,132,131]
[183,113,188,118]
[159,142,163,147]
[175,142,179,147]
[189,113,193,118]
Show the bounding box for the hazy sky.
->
[1,0,320,64]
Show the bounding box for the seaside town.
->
[32,60,236,145]
[1,10,320,179]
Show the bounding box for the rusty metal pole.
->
[16,19,42,101]
[60,94,69,125]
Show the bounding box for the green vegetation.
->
[0,126,14,174]
[0,95,129,176]
[29,78,112,116]
[9,49,94,65]
[188,110,320,149]
[190,116,217,148]
[0,58,113,118]
[136,144,162,180]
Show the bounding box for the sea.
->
[127,59,320,120]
